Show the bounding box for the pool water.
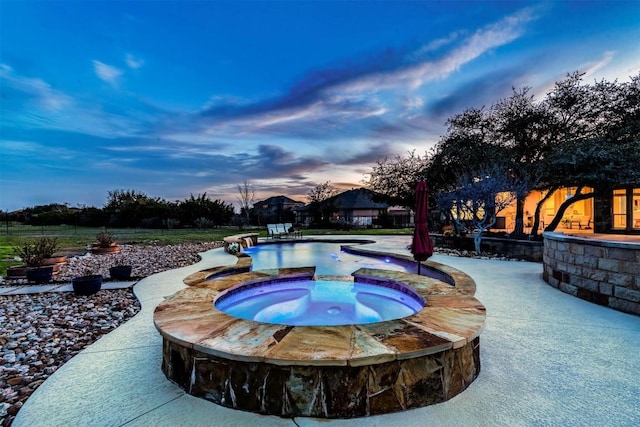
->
[215,279,424,326]
[242,242,413,276]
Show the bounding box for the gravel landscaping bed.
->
[434,247,530,261]
[0,242,222,426]
[3,242,224,285]
[0,290,140,426]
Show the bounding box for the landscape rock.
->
[0,242,221,426]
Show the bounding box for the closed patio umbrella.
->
[411,179,434,274]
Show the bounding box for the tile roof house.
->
[296,188,411,228]
[254,195,305,224]
[328,188,388,227]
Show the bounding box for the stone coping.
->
[223,232,259,243]
[199,238,477,295]
[543,231,640,249]
[182,254,253,286]
[340,243,477,294]
[154,266,485,367]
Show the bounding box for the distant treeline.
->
[4,190,236,229]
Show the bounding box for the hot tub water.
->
[215,279,424,326]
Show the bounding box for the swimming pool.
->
[242,241,413,275]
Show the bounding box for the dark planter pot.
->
[109,265,132,280]
[26,266,54,284]
[7,265,28,279]
[72,275,103,296]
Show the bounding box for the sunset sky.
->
[1,1,639,212]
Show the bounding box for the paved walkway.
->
[0,281,136,295]
[13,236,640,426]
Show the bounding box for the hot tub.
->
[154,266,486,418]
[215,279,425,326]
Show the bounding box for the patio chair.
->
[283,223,301,238]
[276,223,290,238]
[267,224,281,239]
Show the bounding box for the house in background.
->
[295,188,412,228]
[532,185,640,234]
[253,195,305,225]
[387,205,414,228]
[329,188,389,228]
[260,184,639,234]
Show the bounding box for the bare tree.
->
[366,151,430,208]
[307,181,339,226]
[437,166,527,254]
[237,180,255,226]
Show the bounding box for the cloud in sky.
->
[1,1,638,211]
[0,64,73,114]
[93,60,123,87]
[195,8,536,140]
[125,54,144,70]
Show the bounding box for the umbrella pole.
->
[417,261,421,275]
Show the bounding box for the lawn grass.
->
[0,224,251,276]
[0,223,413,276]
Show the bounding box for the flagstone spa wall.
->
[155,267,486,418]
[161,336,480,418]
[543,232,640,316]
[222,233,259,253]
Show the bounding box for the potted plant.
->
[109,258,133,280]
[14,237,60,284]
[38,237,66,266]
[35,237,65,278]
[92,230,122,254]
[72,270,103,296]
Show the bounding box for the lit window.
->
[633,188,640,229]
[613,189,627,229]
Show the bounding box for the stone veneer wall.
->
[432,234,544,262]
[542,232,640,316]
[162,337,480,418]
[222,233,259,252]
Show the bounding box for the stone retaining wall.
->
[432,234,544,262]
[542,232,640,316]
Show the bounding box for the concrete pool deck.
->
[13,235,640,426]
